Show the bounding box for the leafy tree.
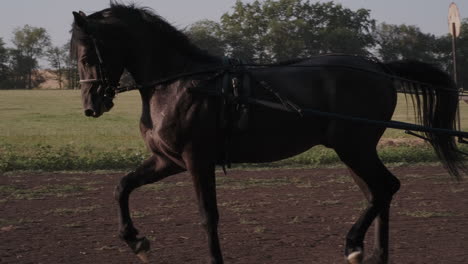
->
[0,38,7,69]
[0,38,10,88]
[374,23,438,64]
[185,20,225,57]
[260,0,312,61]
[442,18,468,90]
[47,45,68,89]
[300,1,375,56]
[119,70,136,88]
[220,0,268,62]
[7,49,34,88]
[218,0,375,63]
[62,42,79,89]
[457,19,468,90]
[375,19,467,90]
[11,24,51,89]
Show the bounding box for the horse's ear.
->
[73,11,88,29]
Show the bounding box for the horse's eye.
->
[81,59,91,67]
[80,56,92,67]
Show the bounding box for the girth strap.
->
[217,57,252,173]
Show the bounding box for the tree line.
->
[187,0,467,88]
[0,25,78,90]
[0,0,466,89]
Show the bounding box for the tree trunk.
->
[58,61,62,89]
[28,68,32,89]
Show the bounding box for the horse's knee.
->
[374,175,400,204]
[114,172,139,201]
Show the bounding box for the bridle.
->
[79,38,118,105]
[78,37,230,99]
[78,36,237,99]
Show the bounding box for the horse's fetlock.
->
[119,225,139,241]
[200,216,219,230]
[345,238,364,259]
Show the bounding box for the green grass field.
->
[0,90,467,172]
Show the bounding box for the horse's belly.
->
[227,115,325,163]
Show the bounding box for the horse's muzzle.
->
[84,108,102,118]
[84,99,113,118]
[84,109,94,117]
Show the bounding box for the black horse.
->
[71,3,465,264]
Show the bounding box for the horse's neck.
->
[130,50,220,85]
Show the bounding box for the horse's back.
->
[297,54,384,70]
[248,54,396,113]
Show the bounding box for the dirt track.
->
[1,166,467,264]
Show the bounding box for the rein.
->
[113,66,232,94]
[189,83,468,140]
[78,42,468,140]
[116,62,467,96]
[78,38,468,146]
[80,42,465,98]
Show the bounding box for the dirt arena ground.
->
[1,166,467,264]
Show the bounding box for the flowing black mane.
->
[71,2,216,61]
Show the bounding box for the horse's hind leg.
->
[336,149,400,264]
[114,153,184,262]
[347,169,398,264]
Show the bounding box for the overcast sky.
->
[0,0,466,47]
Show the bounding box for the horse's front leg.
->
[184,152,223,264]
[114,153,185,262]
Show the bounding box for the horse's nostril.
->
[84,109,94,117]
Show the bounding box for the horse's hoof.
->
[137,251,149,263]
[132,237,150,253]
[347,250,363,264]
[131,237,150,263]
[362,250,386,264]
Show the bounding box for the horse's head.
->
[71,4,219,117]
[71,11,126,117]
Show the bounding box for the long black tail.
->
[385,60,466,179]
